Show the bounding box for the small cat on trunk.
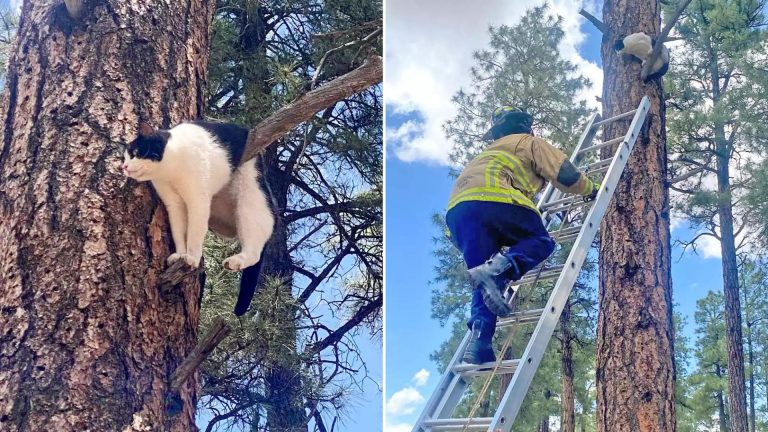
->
[121,122,275,316]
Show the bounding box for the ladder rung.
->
[592,109,637,128]
[517,265,564,285]
[550,225,582,240]
[576,136,624,156]
[580,158,612,172]
[586,164,611,177]
[498,308,545,328]
[553,231,580,243]
[540,195,580,211]
[454,359,520,377]
[422,418,493,431]
[545,198,592,215]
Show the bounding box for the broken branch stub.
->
[169,318,232,392]
[158,260,199,294]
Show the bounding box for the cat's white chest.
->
[163,130,233,196]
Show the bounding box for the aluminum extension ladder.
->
[412,96,651,432]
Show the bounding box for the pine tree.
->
[665,2,768,430]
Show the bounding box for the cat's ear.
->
[138,122,155,137]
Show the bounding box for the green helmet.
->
[485,106,533,140]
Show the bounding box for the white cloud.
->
[695,234,722,259]
[411,369,430,387]
[386,387,425,416]
[10,0,21,12]
[386,0,603,165]
[384,419,414,432]
[670,213,685,232]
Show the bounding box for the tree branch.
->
[296,243,354,304]
[242,55,382,162]
[312,27,382,89]
[641,0,694,80]
[158,259,200,294]
[169,318,232,392]
[306,295,382,355]
[677,156,716,173]
[579,9,606,33]
[284,200,366,223]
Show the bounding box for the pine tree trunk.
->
[596,1,676,431]
[716,152,747,432]
[0,1,214,431]
[560,302,576,432]
[539,417,550,432]
[716,363,729,432]
[259,149,306,431]
[711,66,748,432]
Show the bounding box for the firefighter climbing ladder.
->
[412,96,651,432]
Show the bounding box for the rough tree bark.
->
[0,1,214,431]
[711,60,749,432]
[596,0,676,431]
[560,301,576,432]
[259,148,306,431]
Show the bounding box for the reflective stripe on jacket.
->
[447,134,594,214]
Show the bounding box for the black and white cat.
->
[614,32,670,82]
[122,121,275,316]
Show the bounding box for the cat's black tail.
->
[234,261,263,316]
[644,61,669,82]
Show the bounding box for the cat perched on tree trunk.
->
[122,122,275,316]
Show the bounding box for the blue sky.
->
[384,1,727,430]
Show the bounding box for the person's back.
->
[444,106,597,365]
[449,131,594,215]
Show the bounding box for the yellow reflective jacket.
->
[447,134,594,214]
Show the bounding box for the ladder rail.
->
[489,96,651,431]
[412,327,473,431]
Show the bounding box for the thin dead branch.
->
[170,318,232,392]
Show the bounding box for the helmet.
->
[485,106,533,140]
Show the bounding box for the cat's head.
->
[121,123,169,181]
[613,37,625,52]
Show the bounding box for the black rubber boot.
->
[467,249,518,316]
[463,321,496,364]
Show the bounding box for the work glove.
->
[583,183,599,202]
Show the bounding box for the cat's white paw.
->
[167,253,185,265]
[168,253,199,268]
[223,254,256,271]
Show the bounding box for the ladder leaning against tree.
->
[412,96,652,432]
